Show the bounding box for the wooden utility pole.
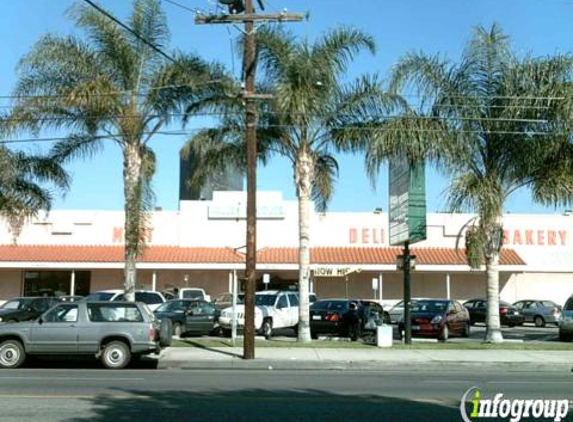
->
[196,2,303,360]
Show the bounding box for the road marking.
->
[0,377,144,381]
[488,381,573,385]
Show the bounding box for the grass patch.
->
[172,338,573,351]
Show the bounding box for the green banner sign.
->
[389,156,427,246]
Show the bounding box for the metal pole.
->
[70,270,76,296]
[152,271,157,292]
[379,273,383,301]
[243,0,257,361]
[404,241,412,345]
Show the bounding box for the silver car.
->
[513,300,562,327]
[559,296,573,342]
[0,301,171,369]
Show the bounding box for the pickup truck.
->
[218,290,299,339]
[0,301,171,369]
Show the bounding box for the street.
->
[0,367,571,422]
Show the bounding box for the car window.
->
[255,295,277,306]
[464,301,474,309]
[181,290,204,300]
[564,298,573,311]
[412,300,448,312]
[476,301,486,309]
[135,292,163,305]
[32,298,52,313]
[43,304,78,323]
[513,301,523,310]
[1,299,33,310]
[540,301,558,308]
[309,294,317,303]
[276,295,288,309]
[156,300,187,313]
[526,302,538,309]
[87,303,143,322]
[288,294,299,306]
[196,302,216,315]
[311,300,349,312]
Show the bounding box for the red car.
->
[398,299,470,341]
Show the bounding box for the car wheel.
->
[534,316,546,328]
[159,319,173,347]
[101,341,131,370]
[439,324,449,342]
[262,320,272,340]
[311,332,318,340]
[173,322,182,338]
[0,339,25,369]
[462,322,470,338]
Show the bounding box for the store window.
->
[24,271,91,297]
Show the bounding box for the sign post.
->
[389,155,427,345]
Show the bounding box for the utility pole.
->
[196,1,303,360]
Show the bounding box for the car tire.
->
[439,324,449,342]
[262,320,272,340]
[534,316,546,328]
[173,322,182,338]
[0,339,25,369]
[101,341,131,370]
[462,322,470,338]
[159,319,173,347]
[311,332,318,340]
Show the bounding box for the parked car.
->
[154,299,220,337]
[212,292,244,310]
[218,290,299,339]
[310,299,385,340]
[559,296,573,342]
[512,300,561,327]
[162,288,211,302]
[0,297,61,323]
[83,290,166,311]
[0,301,171,369]
[59,295,84,303]
[399,299,470,341]
[387,298,427,324]
[463,299,524,327]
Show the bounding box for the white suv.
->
[219,290,299,339]
[83,290,166,312]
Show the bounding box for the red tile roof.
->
[0,245,244,264]
[257,247,525,266]
[0,245,525,266]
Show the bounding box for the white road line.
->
[0,377,144,381]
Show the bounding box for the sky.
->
[1,0,572,214]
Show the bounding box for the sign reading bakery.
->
[502,228,569,246]
[349,227,386,245]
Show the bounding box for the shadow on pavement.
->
[177,340,242,358]
[20,355,159,370]
[61,388,465,422]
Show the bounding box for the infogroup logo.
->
[460,387,570,422]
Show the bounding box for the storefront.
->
[0,191,571,305]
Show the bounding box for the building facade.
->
[0,191,571,306]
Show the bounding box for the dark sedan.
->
[463,299,525,327]
[0,297,61,323]
[398,299,470,341]
[154,299,220,337]
[310,299,384,341]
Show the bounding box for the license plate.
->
[412,325,420,330]
[312,315,322,320]
[513,311,519,315]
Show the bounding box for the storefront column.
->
[446,273,451,299]
[70,270,76,296]
[152,271,157,292]
[228,271,233,293]
[378,273,383,301]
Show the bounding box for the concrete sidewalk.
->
[158,347,573,372]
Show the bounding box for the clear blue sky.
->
[1,0,571,214]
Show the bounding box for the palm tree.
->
[10,0,227,301]
[0,144,69,243]
[341,24,573,342]
[183,26,399,342]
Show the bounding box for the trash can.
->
[376,325,393,347]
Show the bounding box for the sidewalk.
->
[158,347,573,372]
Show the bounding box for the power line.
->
[81,0,176,63]
[162,0,199,14]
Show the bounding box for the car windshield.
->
[181,290,203,299]
[255,295,277,306]
[411,300,449,313]
[83,292,116,302]
[0,298,33,310]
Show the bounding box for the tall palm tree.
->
[0,143,69,243]
[341,24,573,342]
[183,26,399,342]
[11,0,228,301]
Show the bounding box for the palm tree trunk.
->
[123,143,143,302]
[296,149,314,343]
[484,250,503,342]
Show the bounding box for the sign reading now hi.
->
[313,267,356,278]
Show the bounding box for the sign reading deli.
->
[313,267,360,278]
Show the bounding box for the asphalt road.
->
[0,367,572,422]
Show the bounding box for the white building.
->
[0,191,571,306]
